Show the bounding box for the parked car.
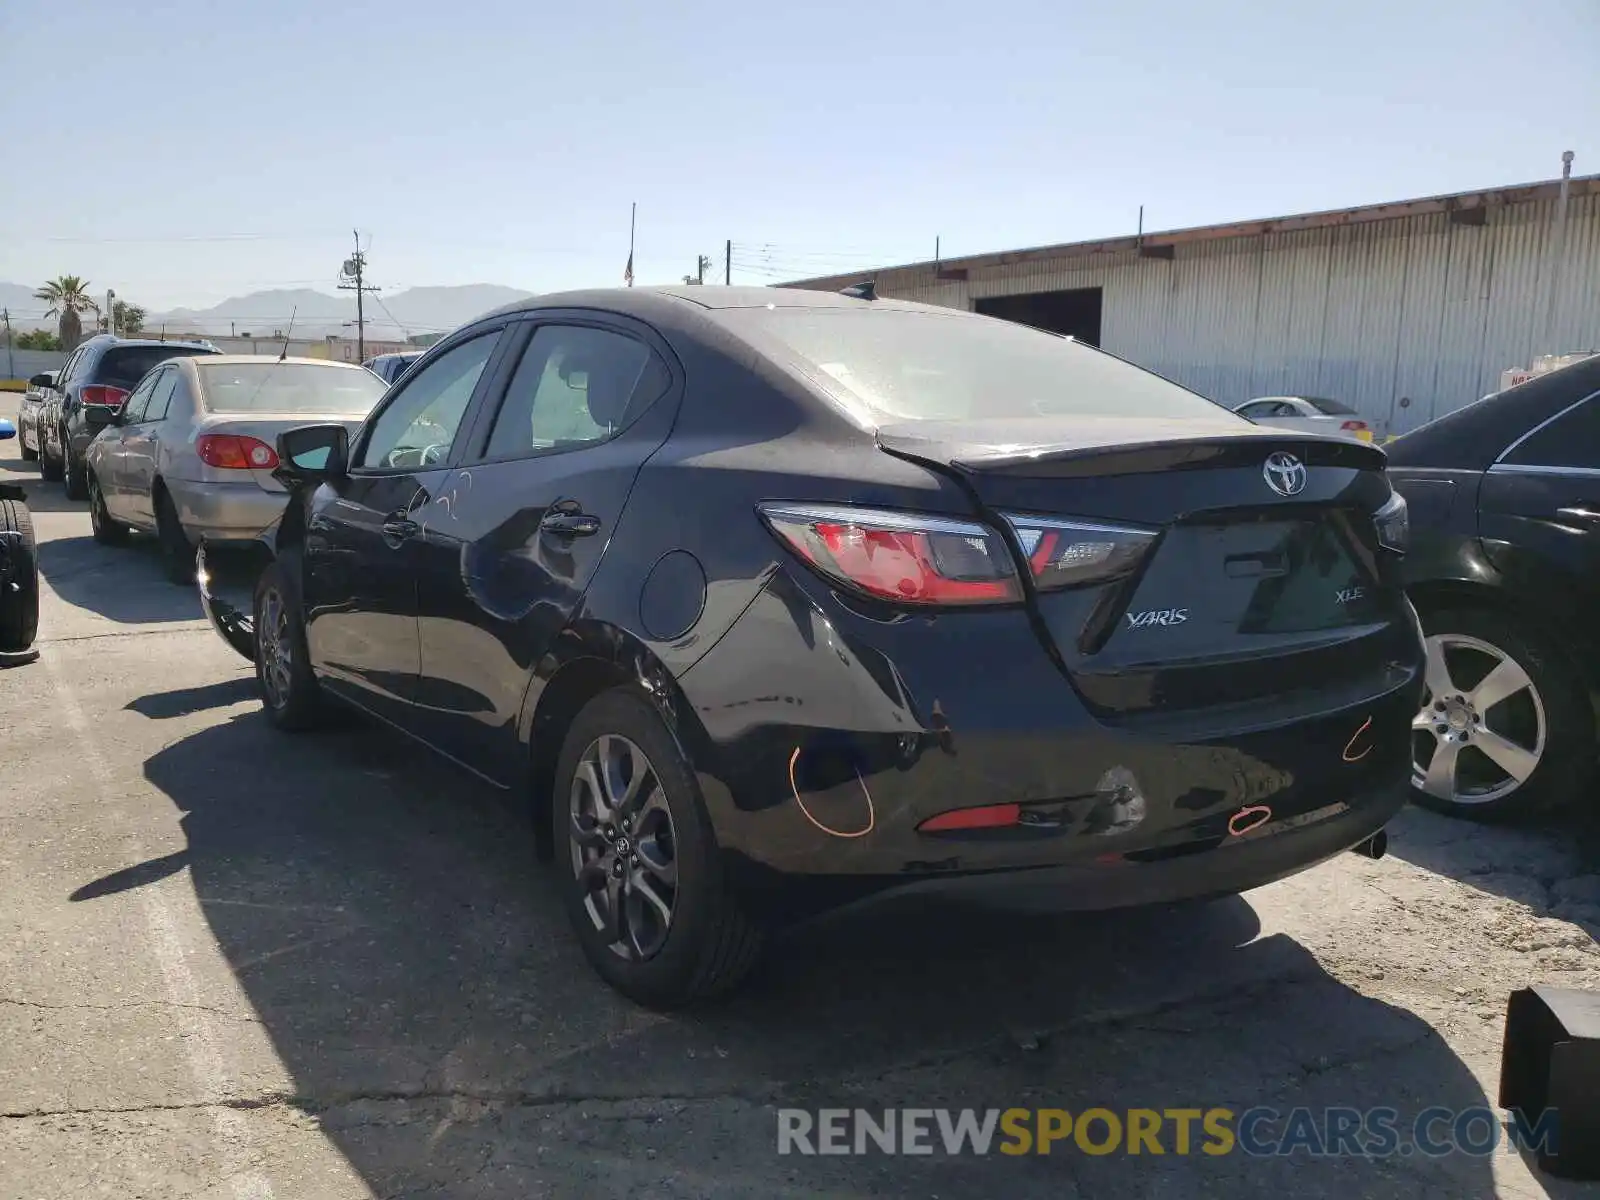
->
[38,335,223,499]
[85,356,386,582]
[363,352,423,386]
[17,371,56,462]
[197,286,1419,1006]
[1387,353,1600,821]
[0,417,40,662]
[1233,395,1374,442]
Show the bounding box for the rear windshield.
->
[720,308,1224,424]
[198,362,387,415]
[1301,396,1357,416]
[100,346,216,389]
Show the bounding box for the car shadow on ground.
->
[1386,805,1600,932]
[0,477,84,514]
[37,536,259,626]
[69,703,1530,1197]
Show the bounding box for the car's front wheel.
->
[1409,606,1595,821]
[554,688,763,1007]
[253,561,324,731]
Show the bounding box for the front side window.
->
[720,308,1226,425]
[357,331,501,470]
[482,325,660,459]
[1502,396,1600,470]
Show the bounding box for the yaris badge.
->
[1263,452,1308,497]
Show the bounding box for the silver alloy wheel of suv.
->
[1411,632,1547,807]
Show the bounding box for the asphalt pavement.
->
[1,397,1598,1198]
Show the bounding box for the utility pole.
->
[725,240,732,285]
[337,230,379,361]
[695,254,712,284]
[2,309,13,382]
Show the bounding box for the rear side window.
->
[1302,396,1357,416]
[98,346,216,389]
[1501,396,1600,469]
[121,370,163,422]
[481,325,666,459]
[722,308,1224,424]
[146,371,181,421]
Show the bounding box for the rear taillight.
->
[196,434,280,470]
[1002,514,1158,592]
[759,503,1023,605]
[80,385,130,409]
[1340,420,1370,431]
[919,803,1023,833]
[1374,492,1408,554]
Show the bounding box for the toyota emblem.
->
[1263,452,1308,497]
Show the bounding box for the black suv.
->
[1388,353,1600,821]
[362,352,422,386]
[38,335,222,499]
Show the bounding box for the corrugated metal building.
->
[784,175,1600,436]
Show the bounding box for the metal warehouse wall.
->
[857,195,1600,435]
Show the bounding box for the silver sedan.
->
[84,355,386,581]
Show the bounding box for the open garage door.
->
[974,287,1103,345]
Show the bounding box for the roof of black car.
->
[478,285,945,324]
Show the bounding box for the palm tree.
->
[33,276,99,351]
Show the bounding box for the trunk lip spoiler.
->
[875,426,1387,474]
[196,542,258,663]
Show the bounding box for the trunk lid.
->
[878,416,1412,726]
[194,413,367,493]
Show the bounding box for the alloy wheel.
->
[257,587,294,710]
[568,733,678,961]
[1411,632,1546,806]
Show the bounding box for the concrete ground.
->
[1,401,1598,1199]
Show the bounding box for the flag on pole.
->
[623,251,634,287]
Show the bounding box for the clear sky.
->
[2,0,1596,312]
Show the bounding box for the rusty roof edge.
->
[781,173,1600,288]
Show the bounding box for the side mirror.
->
[27,373,54,390]
[274,423,349,487]
[0,418,15,441]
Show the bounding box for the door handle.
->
[381,517,420,542]
[1556,507,1600,524]
[540,510,601,538]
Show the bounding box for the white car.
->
[1232,395,1374,442]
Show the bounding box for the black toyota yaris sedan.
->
[198,285,1421,1007]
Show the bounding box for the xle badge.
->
[1126,608,1188,629]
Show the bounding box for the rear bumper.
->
[168,479,287,543]
[753,783,1404,919]
[678,569,1422,915]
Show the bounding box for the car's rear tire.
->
[0,498,40,653]
[1408,605,1595,822]
[253,560,324,731]
[154,487,195,584]
[39,433,63,483]
[87,471,129,546]
[553,688,764,1008]
[62,444,88,501]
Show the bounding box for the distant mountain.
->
[0,281,537,339]
[152,283,536,339]
[0,282,52,331]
